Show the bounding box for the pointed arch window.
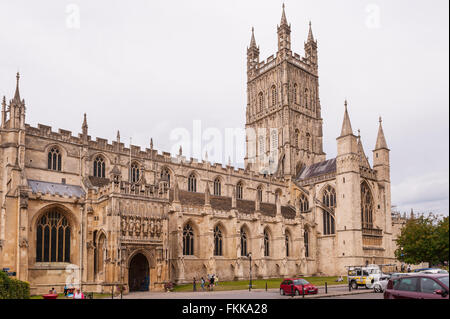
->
[36,210,70,262]
[183,224,194,255]
[361,182,374,229]
[293,83,298,104]
[48,147,62,171]
[271,85,277,106]
[304,229,309,258]
[236,181,243,200]
[240,228,248,257]
[161,168,171,187]
[294,129,300,148]
[214,226,223,256]
[130,162,140,183]
[258,92,264,112]
[213,177,221,196]
[93,156,106,178]
[264,229,270,257]
[285,233,290,257]
[299,193,309,212]
[304,88,309,108]
[257,186,263,202]
[322,186,336,235]
[305,133,311,152]
[188,173,197,192]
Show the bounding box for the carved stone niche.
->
[19,237,28,248]
[19,192,28,209]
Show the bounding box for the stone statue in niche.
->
[135,217,141,236]
[142,217,148,236]
[128,216,135,236]
[150,218,155,237]
[121,216,127,236]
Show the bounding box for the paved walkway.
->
[121,284,374,299]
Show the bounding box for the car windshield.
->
[293,279,309,285]
[437,276,449,287]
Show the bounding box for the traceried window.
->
[264,229,270,257]
[322,186,336,235]
[48,147,62,171]
[183,224,194,255]
[213,177,221,196]
[271,85,277,106]
[304,229,309,258]
[305,133,311,152]
[304,88,309,108]
[93,156,105,178]
[36,210,70,262]
[188,173,197,192]
[361,182,374,229]
[214,226,223,256]
[258,92,264,112]
[257,186,263,202]
[161,168,171,187]
[240,227,248,257]
[130,162,140,183]
[236,182,243,200]
[293,83,298,104]
[259,135,265,159]
[299,193,309,212]
[285,233,290,257]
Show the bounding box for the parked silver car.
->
[373,275,392,293]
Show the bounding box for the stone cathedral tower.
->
[245,5,325,179]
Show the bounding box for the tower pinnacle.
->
[340,100,353,137]
[280,3,288,26]
[14,72,21,102]
[375,116,388,149]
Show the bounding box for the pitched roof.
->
[28,179,85,198]
[296,158,336,181]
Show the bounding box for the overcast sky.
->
[0,0,448,216]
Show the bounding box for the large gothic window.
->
[183,224,194,255]
[264,229,270,257]
[271,85,277,106]
[322,186,336,235]
[36,210,70,262]
[188,173,197,192]
[258,92,264,112]
[213,177,221,196]
[304,229,309,258]
[93,156,106,178]
[361,182,374,229]
[240,227,248,257]
[236,182,243,200]
[299,193,309,212]
[161,168,171,187]
[130,162,140,183]
[214,226,223,256]
[47,147,62,171]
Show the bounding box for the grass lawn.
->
[172,276,347,292]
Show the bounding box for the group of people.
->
[193,274,219,292]
[48,286,85,299]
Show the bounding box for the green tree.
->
[395,214,449,266]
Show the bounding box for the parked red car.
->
[280,278,318,296]
[384,274,449,299]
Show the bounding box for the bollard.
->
[325,282,328,294]
[111,286,114,299]
[265,282,267,291]
[349,282,352,292]
[302,285,304,298]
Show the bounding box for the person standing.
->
[73,288,85,299]
[200,277,205,291]
[210,275,215,291]
[193,277,197,292]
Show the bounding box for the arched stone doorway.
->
[128,253,150,292]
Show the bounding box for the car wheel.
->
[373,285,380,293]
[295,289,300,296]
[351,281,358,290]
[280,289,285,296]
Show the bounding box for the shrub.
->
[0,271,30,299]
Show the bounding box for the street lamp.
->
[247,252,252,291]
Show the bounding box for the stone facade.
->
[1,6,399,295]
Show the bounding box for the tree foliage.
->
[395,215,449,266]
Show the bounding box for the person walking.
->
[193,277,197,292]
[210,275,215,291]
[215,274,219,287]
[200,277,205,291]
